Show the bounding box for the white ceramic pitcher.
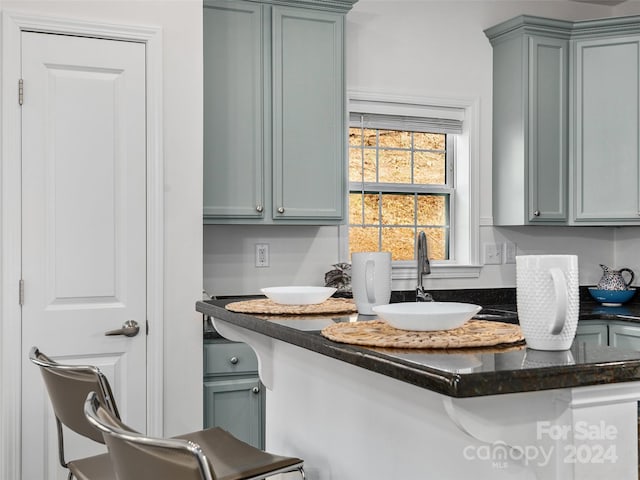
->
[516,255,579,351]
[351,252,391,315]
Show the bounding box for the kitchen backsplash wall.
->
[203,0,639,297]
[204,225,340,297]
[203,224,617,296]
[614,227,640,283]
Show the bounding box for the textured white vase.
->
[351,252,391,315]
[516,255,579,351]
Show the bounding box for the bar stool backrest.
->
[84,392,214,480]
[29,347,119,449]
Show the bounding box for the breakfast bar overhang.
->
[198,300,640,480]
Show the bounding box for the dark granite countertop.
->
[197,289,640,399]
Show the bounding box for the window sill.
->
[392,262,482,280]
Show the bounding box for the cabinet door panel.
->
[528,36,568,222]
[204,377,264,449]
[272,7,344,220]
[204,1,265,218]
[609,323,640,351]
[575,37,640,222]
[575,321,607,346]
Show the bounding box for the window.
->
[343,93,480,280]
[348,120,455,261]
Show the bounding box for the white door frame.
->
[0,11,164,480]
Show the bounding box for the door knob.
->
[105,320,140,337]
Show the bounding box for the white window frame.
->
[340,91,481,286]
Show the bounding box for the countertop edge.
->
[196,300,640,398]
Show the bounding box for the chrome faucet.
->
[416,231,433,302]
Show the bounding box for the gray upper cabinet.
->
[203,0,357,225]
[485,17,570,226]
[486,15,640,226]
[203,2,264,219]
[573,34,640,224]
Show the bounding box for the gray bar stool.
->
[85,391,305,480]
[29,346,118,480]
[30,346,305,480]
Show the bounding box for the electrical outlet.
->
[483,243,503,265]
[504,242,517,264]
[255,244,269,267]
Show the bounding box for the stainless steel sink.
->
[472,308,518,323]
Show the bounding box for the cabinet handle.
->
[252,386,260,394]
[533,210,540,217]
[277,207,285,214]
[256,205,263,213]
[229,356,239,365]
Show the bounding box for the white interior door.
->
[20,31,147,480]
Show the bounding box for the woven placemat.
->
[321,319,525,349]
[225,298,357,315]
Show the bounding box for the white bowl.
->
[260,286,336,305]
[372,302,482,331]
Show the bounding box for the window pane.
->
[414,151,446,184]
[349,193,363,224]
[363,149,377,182]
[363,193,380,224]
[382,194,414,225]
[382,227,414,261]
[378,129,411,148]
[348,127,362,146]
[379,149,411,183]
[420,227,448,261]
[414,132,445,150]
[417,195,447,225]
[363,128,377,146]
[348,146,363,182]
[349,227,379,254]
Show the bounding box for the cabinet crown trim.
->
[243,0,357,13]
[485,14,640,44]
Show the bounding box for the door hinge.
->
[19,279,24,306]
[146,320,149,335]
[18,79,23,106]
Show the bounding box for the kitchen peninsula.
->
[197,299,640,479]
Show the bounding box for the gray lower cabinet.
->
[608,322,640,350]
[203,339,265,449]
[486,15,640,226]
[577,320,640,416]
[576,320,640,350]
[575,320,608,346]
[203,0,356,225]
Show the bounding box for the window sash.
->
[349,135,456,191]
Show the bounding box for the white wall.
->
[614,227,640,282]
[0,0,204,436]
[204,0,640,296]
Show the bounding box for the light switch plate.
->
[504,242,517,264]
[483,243,503,265]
